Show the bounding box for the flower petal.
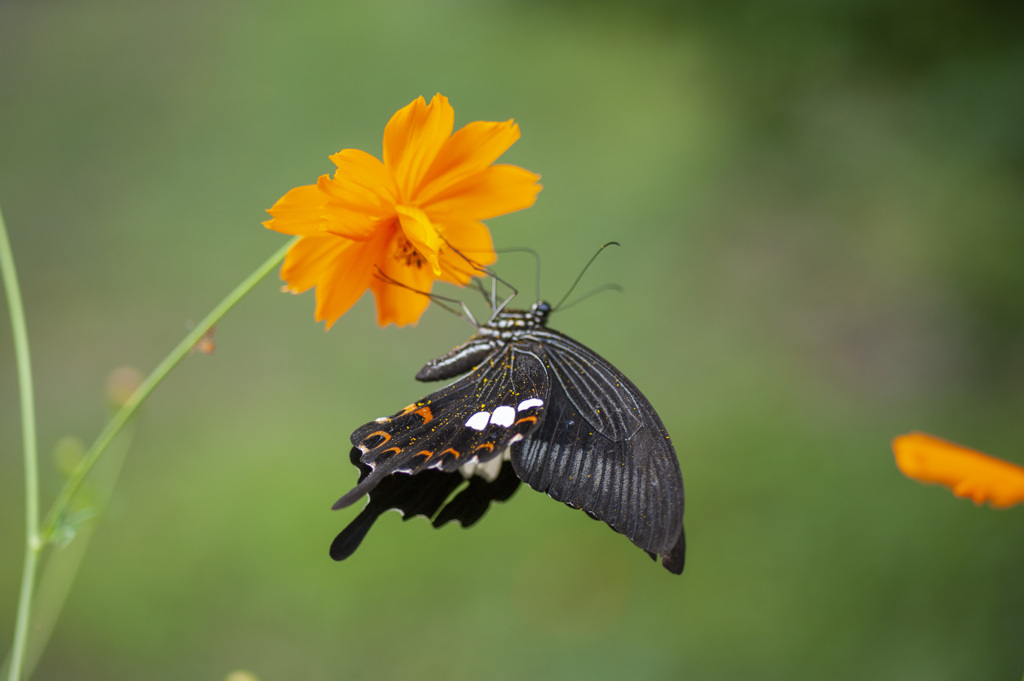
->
[423,164,542,222]
[325,148,398,215]
[279,232,386,329]
[416,119,521,204]
[396,205,444,275]
[264,181,377,241]
[264,184,330,237]
[369,233,435,327]
[436,218,496,285]
[383,94,454,200]
[892,432,1024,508]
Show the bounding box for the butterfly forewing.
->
[332,344,550,511]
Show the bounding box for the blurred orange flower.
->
[892,432,1024,508]
[265,94,542,328]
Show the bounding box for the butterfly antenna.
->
[552,241,620,312]
[557,283,624,312]
[372,267,477,327]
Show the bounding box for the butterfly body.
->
[332,301,686,574]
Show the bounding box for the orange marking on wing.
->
[398,403,418,416]
[514,416,538,426]
[441,448,461,459]
[474,443,495,453]
[414,406,433,423]
[414,450,433,458]
[363,430,392,447]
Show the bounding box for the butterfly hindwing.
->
[432,460,522,528]
[329,449,524,560]
[510,332,686,574]
[330,449,467,560]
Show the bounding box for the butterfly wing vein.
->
[511,335,684,562]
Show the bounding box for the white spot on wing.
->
[490,405,516,427]
[466,411,490,431]
[517,398,544,411]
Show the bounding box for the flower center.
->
[396,236,426,269]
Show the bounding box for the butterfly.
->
[330,299,686,574]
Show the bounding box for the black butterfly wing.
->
[431,459,523,528]
[330,450,522,560]
[331,344,550,555]
[510,329,686,574]
[330,448,466,560]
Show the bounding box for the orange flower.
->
[264,94,542,328]
[892,432,1024,508]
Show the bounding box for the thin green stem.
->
[3,226,296,681]
[1,202,41,681]
[39,235,298,541]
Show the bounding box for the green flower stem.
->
[1,204,40,681]
[39,235,298,541]
[3,227,297,681]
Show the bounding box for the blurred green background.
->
[2,1,1023,679]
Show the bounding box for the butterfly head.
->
[530,300,552,324]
